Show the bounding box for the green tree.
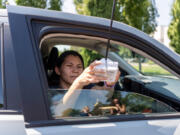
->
[0,0,7,8]
[74,0,158,34]
[16,0,62,10]
[80,48,103,67]
[48,0,62,11]
[168,0,180,54]
[0,0,2,8]
[74,0,158,66]
[16,0,47,8]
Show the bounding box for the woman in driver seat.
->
[54,50,120,90]
[52,50,120,116]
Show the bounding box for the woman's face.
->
[113,99,119,104]
[57,55,84,88]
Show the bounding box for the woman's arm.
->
[63,60,107,104]
[63,60,121,104]
[54,60,120,117]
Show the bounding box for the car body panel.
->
[0,9,8,23]
[0,114,26,135]
[3,23,22,110]
[26,119,180,135]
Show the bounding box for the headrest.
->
[47,47,59,70]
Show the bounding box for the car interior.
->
[40,33,177,119]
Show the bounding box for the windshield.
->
[113,46,178,79]
[111,47,180,104]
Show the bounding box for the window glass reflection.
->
[48,89,176,119]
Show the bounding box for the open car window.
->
[40,33,180,120]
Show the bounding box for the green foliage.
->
[120,0,158,34]
[118,46,132,58]
[0,0,7,8]
[168,0,180,54]
[48,0,62,11]
[16,0,62,10]
[74,0,158,34]
[0,0,3,8]
[75,0,113,18]
[124,93,153,113]
[132,63,172,76]
[80,48,103,67]
[74,0,158,64]
[16,0,47,8]
[61,108,80,117]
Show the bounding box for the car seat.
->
[47,47,59,86]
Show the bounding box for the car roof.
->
[8,5,180,59]
[6,5,180,61]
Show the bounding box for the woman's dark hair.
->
[49,50,84,86]
[56,50,84,69]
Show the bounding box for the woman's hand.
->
[72,60,108,89]
[65,60,120,105]
[69,60,120,90]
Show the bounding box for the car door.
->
[0,14,26,135]
[7,5,180,135]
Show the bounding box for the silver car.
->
[0,5,180,135]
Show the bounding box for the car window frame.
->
[36,29,180,127]
[38,21,180,122]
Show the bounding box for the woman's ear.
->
[55,66,60,75]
